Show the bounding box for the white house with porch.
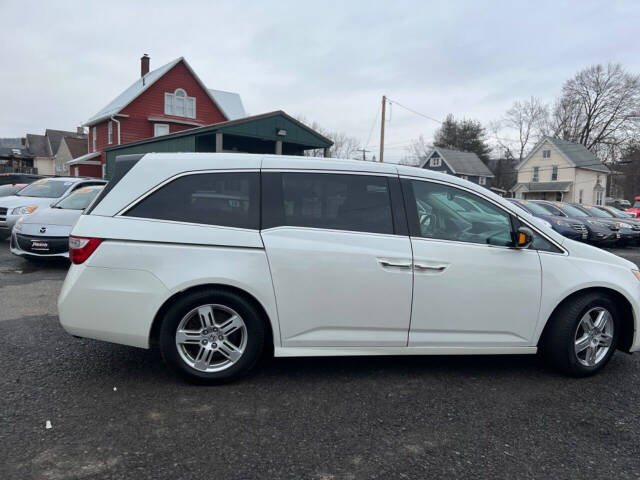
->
[510,137,609,205]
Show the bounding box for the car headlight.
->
[587,220,607,227]
[552,219,572,227]
[11,205,38,215]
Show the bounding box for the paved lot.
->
[2,240,640,479]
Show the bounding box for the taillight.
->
[69,236,103,264]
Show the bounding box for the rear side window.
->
[262,172,394,234]
[125,172,260,229]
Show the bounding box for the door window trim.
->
[399,174,567,255]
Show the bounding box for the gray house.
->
[420,147,496,190]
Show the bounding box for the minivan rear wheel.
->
[540,293,619,377]
[159,289,266,384]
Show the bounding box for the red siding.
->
[71,164,102,178]
[88,59,226,170]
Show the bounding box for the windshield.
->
[0,184,23,196]
[609,207,632,217]
[556,203,589,217]
[533,202,565,216]
[16,179,71,198]
[583,206,614,218]
[515,200,551,215]
[634,201,640,208]
[54,187,102,210]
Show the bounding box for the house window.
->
[596,190,604,206]
[542,150,551,158]
[430,154,441,167]
[551,165,558,181]
[154,124,170,137]
[579,189,584,204]
[532,167,539,182]
[108,121,113,144]
[92,126,97,152]
[164,88,196,118]
[459,175,468,181]
[478,176,486,185]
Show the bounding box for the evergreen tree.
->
[434,114,492,162]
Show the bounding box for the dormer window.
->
[164,88,196,118]
[430,153,442,167]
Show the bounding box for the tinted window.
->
[263,172,394,234]
[404,179,514,247]
[125,172,259,229]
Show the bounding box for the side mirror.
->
[515,227,534,249]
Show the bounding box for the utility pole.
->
[379,95,386,162]
[354,148,371,161]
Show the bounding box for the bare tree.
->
[406,135,432,165]
[295,117,362,159]
[491,97,548,161]
[549,63,640,162]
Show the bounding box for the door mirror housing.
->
[515,227,534,249]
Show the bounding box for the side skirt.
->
[274,346,537,357]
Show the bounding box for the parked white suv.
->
[58,153,640,383]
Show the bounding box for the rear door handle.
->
[379,259,412,269]
[414,263,448,272]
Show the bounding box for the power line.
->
[364,103,381,150]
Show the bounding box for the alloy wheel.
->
[574,307,614,367]
[175,304,247,373]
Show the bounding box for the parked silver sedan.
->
[10,185,104,260]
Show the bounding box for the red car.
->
[626,196,640,218]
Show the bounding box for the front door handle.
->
[379,259,412,269]
[414,263,448,272]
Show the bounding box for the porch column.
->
[323,147,330,158]
[275,140,282,155]
[215,133,223,152]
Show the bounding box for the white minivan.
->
[58,153,640,383]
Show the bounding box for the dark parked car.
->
[507,199,588,241]
[0,173,45,186]
[538,201,621,247]
[575,204,640,246]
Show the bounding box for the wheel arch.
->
[537,287,635,352]
[149,283,275,356]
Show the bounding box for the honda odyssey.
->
[58,153,640,383]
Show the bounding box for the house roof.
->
[85,57,245,126]
[421,147,494,177]
[63,136,88,159]
[517,137,610,173]
[0,138,24,149]
[0,147,33,158]
[46,129,86,154]
[510,181,572,193]
[66,151,101,165]
[25,134,52,157]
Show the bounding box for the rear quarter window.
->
[124,172,260,229]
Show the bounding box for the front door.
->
[402,177,543,348]
[261,171,413,347]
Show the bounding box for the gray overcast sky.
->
[1,0,639,161]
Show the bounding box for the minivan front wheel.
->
[540,293,619,377]
[159,290,265,384]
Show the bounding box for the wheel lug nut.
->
[202,339,208,345]
[218,335,224,340]
[213,327,219,332]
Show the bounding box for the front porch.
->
[511,181,572,202]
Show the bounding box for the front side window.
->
[125,172,259,229]
[164,88,196,118]
[403,179,514,247]
[262,172,394,235]
[532,167,539,182]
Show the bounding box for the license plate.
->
[31,240,49,250]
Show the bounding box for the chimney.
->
[76,126,85,135]
[141,54,150,77]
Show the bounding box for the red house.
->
[70,55,245,177]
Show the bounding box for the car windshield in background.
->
[556,204,589,217]
[16,180,70,198]
[634,201,640,208]
[517,201,552,215]
[54,188,102,210]
[582,206,614,218]
[0,185,23,196]
[609,207,632,217]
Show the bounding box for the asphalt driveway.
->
[2,240,640,479]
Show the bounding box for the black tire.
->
[539,292,619,377]
[159,289,266,384]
